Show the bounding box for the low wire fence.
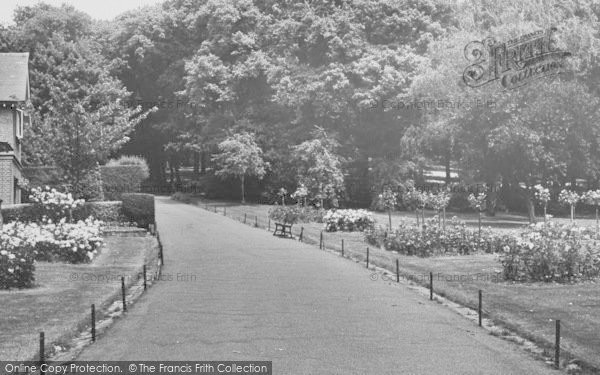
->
[197,199,599,373]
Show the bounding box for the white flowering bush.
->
[364,217,505,256]
[500,221,600,282]
[29,186,85,222]
[291,184,308,206]
[35,217,103,263]
[0,222,38,288]
[324,209,375,232]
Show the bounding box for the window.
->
[15,109,23,140]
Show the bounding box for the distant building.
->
[0,53,30,204]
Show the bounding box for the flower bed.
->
[34,218,104,263]
[1,187,105,289]
[364,217,506,256]
[324,209,375,232]
[500,222,600,282]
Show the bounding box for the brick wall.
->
[0,156,14,204]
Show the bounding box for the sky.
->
[0,0,165,25]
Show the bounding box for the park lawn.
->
[0,235,158,361]
[191,198,600,369]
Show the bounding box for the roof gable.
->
[0,53,30,102]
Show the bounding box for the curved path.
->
[77,197,556,374]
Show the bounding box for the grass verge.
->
[0,233,158,361]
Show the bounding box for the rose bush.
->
[500,221,600,282]
[35,217,103,263]
[0,222,38,288]
[324,209,375,232]
[365,217,507,257]
[29,186,85,222]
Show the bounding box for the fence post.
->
[158,240,164,264]
[555,319,561,368]
[396,259,399,282]
[429,272,433,300]
[320,231,323,249]
[478,290,482,327]
[244,213,247,224]
[255,215,258,227]
[121,276,127,312]
[143,265,147,290]
[39,332,45,375]
[341,239,344,257]
[91,304,96,342]
[366,247,369,268]
[299,227,304,242]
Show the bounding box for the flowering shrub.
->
[269,205,324,224]
[0,222,38,288]
[324,209,375,232]
[35,217,103,263]
[365,217,506,257]
[500,221,600,282]
[29,186,85,222]
[291,184,308,206]
[269,205,300,224]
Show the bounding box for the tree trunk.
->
[445,148,451,186]
[526,196,536,223]
[570,204,574,222]
[543,204,547,223]
[442,207,446,231]
[485,183,497,217]
[241,175,245,203]
[596,206,600,235]
[388,209,392,230]
[169,158,174,185]
[200,150,207,175]
[193,152,200,178]
[416,208,420,226]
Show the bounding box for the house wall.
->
[0,108,21,204]
[0,109,15,149]
[0,156,14,204]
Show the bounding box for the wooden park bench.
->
[273,222,293,238]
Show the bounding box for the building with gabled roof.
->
[0,52,30,204]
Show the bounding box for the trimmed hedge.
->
[121,193,155,228]
[101,165,149,200]
[1,201,128,224]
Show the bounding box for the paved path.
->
[78,198,556,374]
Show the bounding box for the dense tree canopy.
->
[2,0,600,211]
